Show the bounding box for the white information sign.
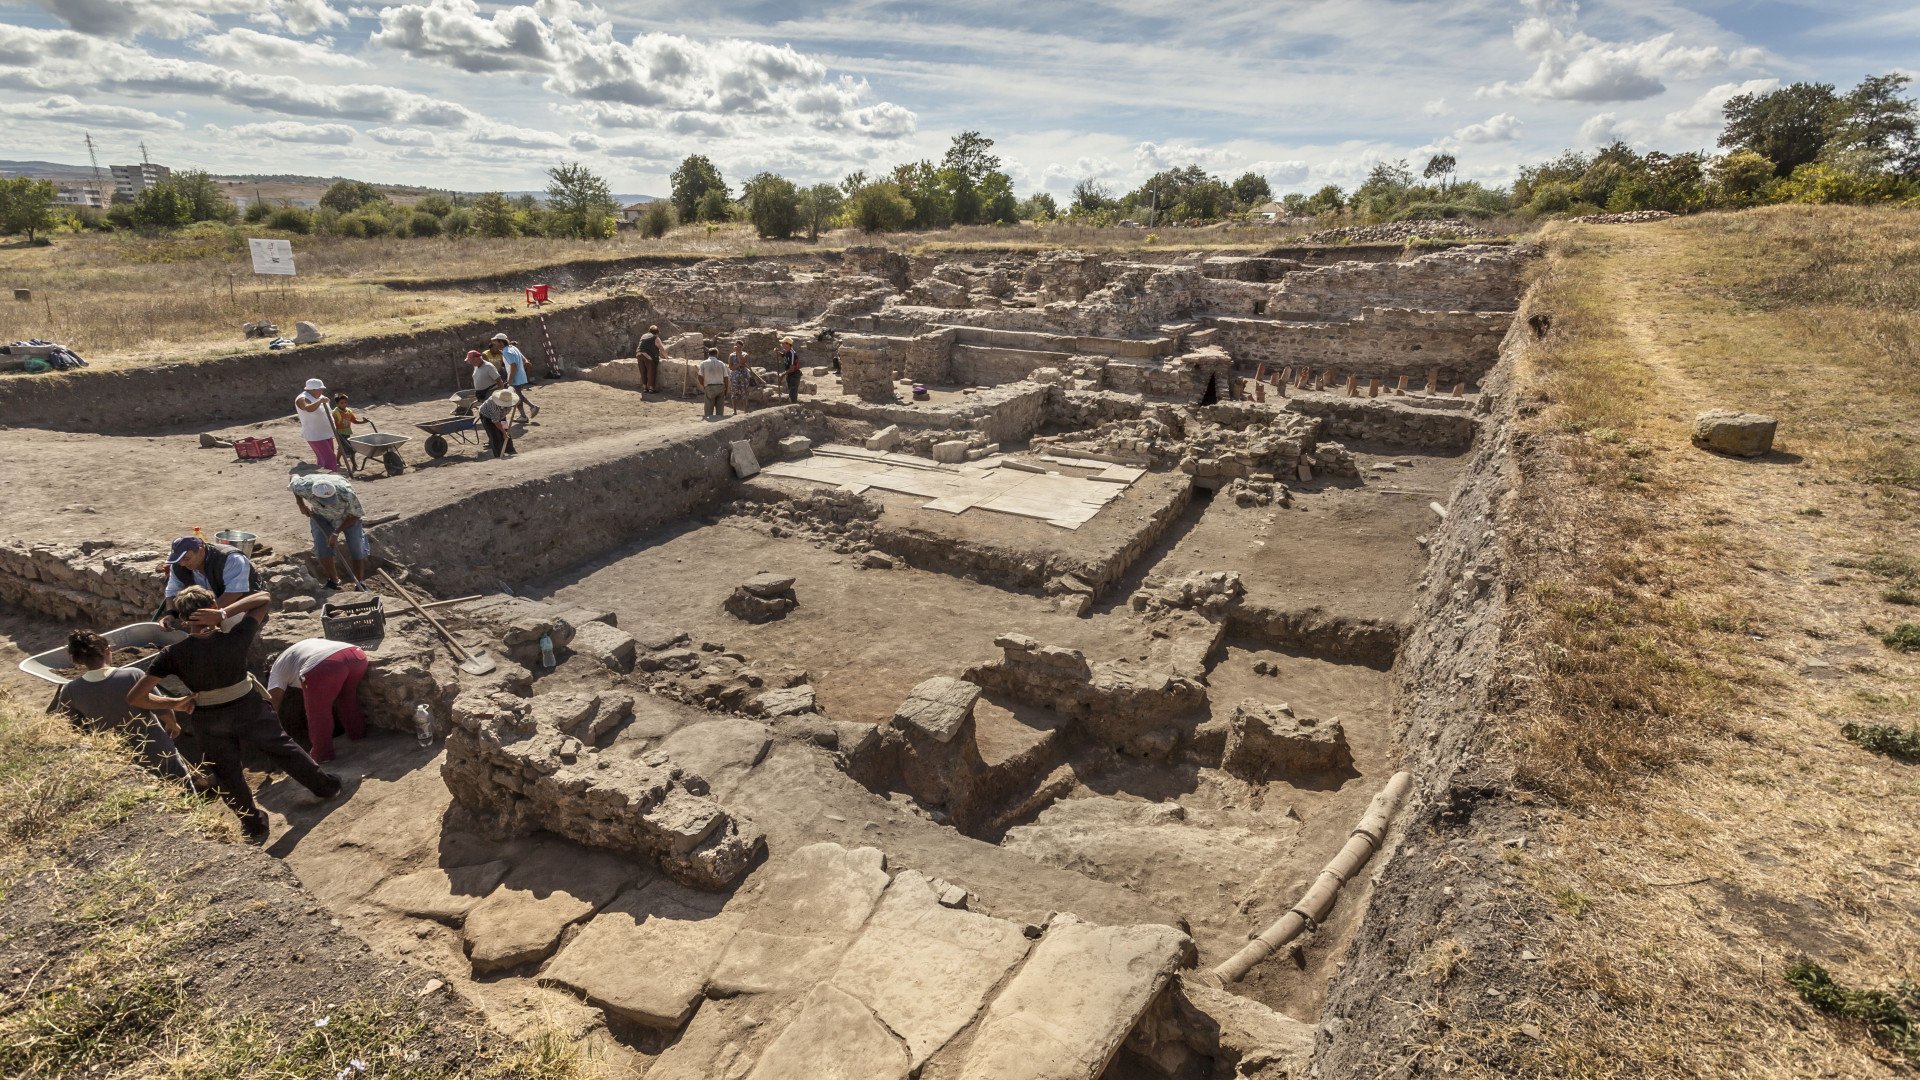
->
[249,238,296,276]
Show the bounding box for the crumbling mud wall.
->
[1309,305,1535,1076]
[0,296,647,434]
[376,411,821,595]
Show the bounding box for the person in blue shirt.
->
[488,333,541,423]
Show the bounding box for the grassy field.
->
[0,694,591,1079]
[1452,206,1920,1077]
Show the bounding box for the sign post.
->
[248,238,296,276]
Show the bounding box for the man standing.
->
[489,333,541,422]
[267,637,369,763]
[698,347,728,420]
[778,337,803,404]
[128,587,340,843]
[160,534,261,628]
[478,388,520,458]
[289,473,367,589]
[468,349,502,401]
[295,378,338,470]
[636,324,663,394]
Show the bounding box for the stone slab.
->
[833,870,1031,1067]
[539,878,738,1030]
[709,843,889,994]
[893,676,982,744]
[461,845,637,974]
[369,860,511,924]
[731,439,762,478]
[746,983,911,1080]
[957,915,1190,1080]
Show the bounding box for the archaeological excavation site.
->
[0,238,1534,1078]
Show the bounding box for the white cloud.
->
[473,124,569,149]
[1482,2,1763,103]
[0,93,183,128]
[29,0,346,39]
[1133,140,1241,173]
[223,119,358,143]
[366,125,436,145]
[0,24,476,127]
[194,27,368,68]
[1246,159,1310,185]
[1577,112,1630,146]
[1665,78,1778,131]
[1422,98,1450,117]
[1453,112,1523,143]
[370,0,914,139]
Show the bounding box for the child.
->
[330,394,365,471]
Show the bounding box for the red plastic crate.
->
[234,436,277,460]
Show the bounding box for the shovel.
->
[379,568,496,676]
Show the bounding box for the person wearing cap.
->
[290,473,366,589]
[128,587,340,843]
[777,337,803,404]
[295,377,338,470]
[159,535,262,629]
[697,347,728,420]
[635,324,663,394]
[478,387,520,458]
[487,333,540,422]
[468,349,502,401]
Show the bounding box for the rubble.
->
[726,571,799,622]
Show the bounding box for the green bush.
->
[242,201,272,224]
[1784,960,1919,1062]
[641,201,672,239]
[408,210,442,238]
[266,206,311,234]
[1883,623,1920,651]
[847,183,914,232]
[1841,722,1920,762]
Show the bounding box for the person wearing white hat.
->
[294,377,338,469]
[289,472,367,588]
[477,387,520,459]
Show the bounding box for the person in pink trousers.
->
[295,377,339,470]
[266,638,369,762]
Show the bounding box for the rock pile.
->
[1300,220,1492,244]
[1574,210,1674,224]
[1217,700,1353,781]
[725,572,798,623]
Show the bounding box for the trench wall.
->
[1212,309,1510,384]
[374,410,819,595]
[1309,301,1533,1074]
[0,296,648,435]
[1281,395,1480,451]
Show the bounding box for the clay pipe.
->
[1212,770,1412,983]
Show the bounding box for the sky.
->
[0,0,1914,199]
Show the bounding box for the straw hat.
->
[489,388,520,409]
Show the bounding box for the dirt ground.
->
[0,380,712,551]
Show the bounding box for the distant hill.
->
[0,159,100,181]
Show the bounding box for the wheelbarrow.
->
[418,413,482,459]
[348,418,410,476]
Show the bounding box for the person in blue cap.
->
[159,534,263,630]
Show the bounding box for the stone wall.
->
[1269,245,1528,316]
[1283,394,1480,451]
[0,296,648,435]
[376,411,818,595]
[836,333,903,402]
[1212,308,1510,385]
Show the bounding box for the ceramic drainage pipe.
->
[1213,769,1413,983]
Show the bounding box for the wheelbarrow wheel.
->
[382,450,406,475]
[425,434,449,459]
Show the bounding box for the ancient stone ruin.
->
[0,236,1534,1077]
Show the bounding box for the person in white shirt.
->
[467,350,502,400]
[267,638,369,763]
[295,377,339,469]
[697,347,729,420]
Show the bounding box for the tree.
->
[977,172,1019,224]
[893,161,952,229]
[320,179,383,214]
[1826,73,1920,176]
[0,177,56,241]
[1711,150,1777,207]
[1016,192,1058,221]
[742,172,800,239]
[670,155,727,222]
[544,162,618,238]
[839,170,869,196]
[131,183,191,229]
[1421,154,1457,194]
[1302,184,1345,213]
[846,182,914,232]
[940,131,1004,225]
[473,191,515,237]
[941,131,1001,188]
[243,199,272,224]
[416,192,455,217]
[1230,171,1274,209]
[1721,82,1840,176]
[169,171,233,222]
[641,201,673,239]
[695,188,732,223]
[1070,178,1112,215]
[797,184,844,240]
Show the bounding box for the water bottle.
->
[539,633,556,670]
[414,704,434,747]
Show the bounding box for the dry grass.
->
[1443,207,1920,1078]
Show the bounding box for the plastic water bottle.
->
[414,704,434,747]
[539,633,556,670]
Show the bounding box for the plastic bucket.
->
[214,529,257,557]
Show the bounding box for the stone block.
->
[777,435,812,458]
[461,845,634,974]
[540,879,737,1030]
[1221,700,1352,781]
[730,440,761,478]
[709,843,889,995]
[1692,408,1776,457]
[893,676,982,744]
[744,984,910,1080]
[866,425,901,452]
[569,620,638,673]
[933,440,970,464]
[369,860,510,924]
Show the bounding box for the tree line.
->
[3,74,1914,245]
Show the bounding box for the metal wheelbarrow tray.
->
[416,414,481,459]
[349,430,411,476]
[20,622,187,685]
